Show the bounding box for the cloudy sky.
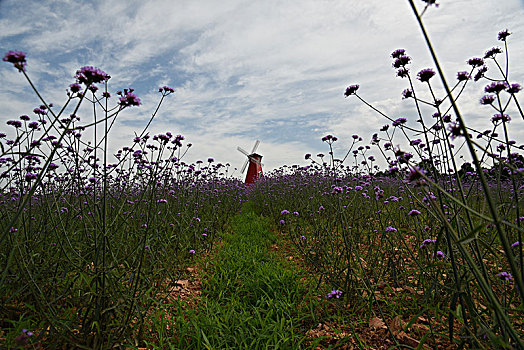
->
[1,0,524,175]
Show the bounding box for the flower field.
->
[1,1,524,348]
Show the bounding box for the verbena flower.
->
[491,113,510,123]
[408,209,421,216]
[344,84,359,97]
[474,66,488,81]
[393,55,411,68]
[484,47,503,59]
[189,249,195,254]
[511,241,521,247]
[496,272,512,281]
[281,210,290,215]
[480,95,496,105]
[2,50,27,72]
[485,81,508,93]
[402,88,413,99]
[392,117,407,127]
[506,83,521,94]
[7,120,22,128]
[327,289,343,299]
[397,67,409,78]
[456,71,470,81]
[159,85,175,94]
[69,83,82,93]
[498,29,511,41]
[119,91,141,107]
[417,68,436,82]
[467,57,484,67]
[433,251,445,258]
[420,238,435,248]
[391,49,406,58]
[75,66,109,85]
[385,226,397,232]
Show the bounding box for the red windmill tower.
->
[237,140,263,185]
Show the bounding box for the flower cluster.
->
[327,289,343,299]
[3,50,27,72]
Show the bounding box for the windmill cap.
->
[249,153,262,158]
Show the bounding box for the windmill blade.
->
[240,159,249,173]
[248,156,261,165]
[251,140,260,154]
[237,146,250,157]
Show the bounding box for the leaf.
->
[389,315,406,336]
[369,317,386,329]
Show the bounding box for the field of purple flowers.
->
[1,1,523,348]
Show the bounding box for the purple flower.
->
[408,209,421,216]
[2,50,26,72]
[448,122,463,139]
[485,82,508,94]
[119,92,141,107]
[467,57,484,67]
[385,226,397,232]
[189,249,195,254]
[396,68,409,78]
[280,210,290,215]
[484,47,503,59]
[75,66,109,85]
[28,121,39,129]
[392,117,407,127]
[456,71,470,81]
[305,153,311,160]
[391,49,406,59]
[159,85,175,94]
[393,55,411,68]
[420,239,435,248]
[327,289,343,299]
[506,83,521,94]
[69,83,82,93]
[498,29,511,41]
[7,120,22,128]
[402,88,413,99]
[433,250,445,258]
[491,113,510,124]
[25,172,37,181]
[279,219,285,225]
[417,68,436,83]
[511,241,521,248]
[344,85,359,97]
[496,272,512,281]
[480,95,496,105]
[300,235,306,240]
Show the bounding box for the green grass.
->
[142,203,322,349]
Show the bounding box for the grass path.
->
[167,203,324,349]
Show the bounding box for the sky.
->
[1,0,524,176]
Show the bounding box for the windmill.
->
[237,140,263,185]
